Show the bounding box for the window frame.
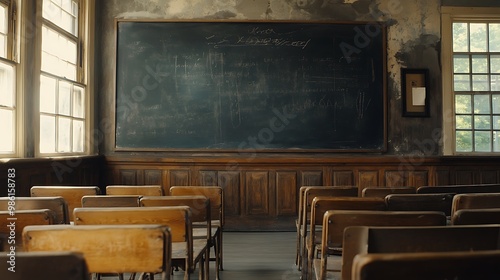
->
[441,6,500,155]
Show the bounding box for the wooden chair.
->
[351,250,500,280]
[361,186,415,198]
[384,193,454,216]
[30,186,100,222]
[140,195,215,278]
[452,208,500,225]
[451,193,500,216]
[342,224,500,280]
[416,183,500,194]
[73,206,208,280]
[296,186,358,269]
[106,185,164,196]
[0,196,69,224]
[81,195,142,207]
[0,251,89,280]
[0,209,56,251]
[23,224,172,280]
[302,196,386,279]
[312,210,446,280]
[170,186,224,275]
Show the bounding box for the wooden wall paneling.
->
[409,170,429,188]
[435,169,451,186]
[169,169,191,187]
[300,171,323,186]
[199,170,218,186]
[218,171,241,216]
[455,170,475,185]
[332,170,355,186]
[144,170,162,185]
[479,170,499,184]
[245,171,269,215]
[275,171,297,216]
[385,170,407,187]
[358,170,379,188]
[119,169,137,185]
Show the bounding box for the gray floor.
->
[104,231,300,280]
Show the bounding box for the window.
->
[39,0,86,154]
[442,7,500,155]
[0,0,16,156]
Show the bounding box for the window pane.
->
[455,94,472,114]
[0,62,15,107]
[494,96,500,114]
[491,75,500,91]
[472,55,488,73]
[43,0,78,36]
[491,55,500,73]
[456,115,472,129]
[73,85,84,118]
[454,74,470,91]
[489,23,500,52]
[494,116,500,129]
[495,131,500,152]
[475,131,492,152]
[475,116,491,130]
[456,130,473,152]
[58,81,72,116]
[472,75,489,91]
[0,4,6,59]
[40,75,57,113]
[453,23,469,52]
[470,23,488,52]
[73,119,84,152]
[57,116,71,152]
[0,35,5,58]
[41,25,77,80]
[40,115,56,153]
[454,55,470,73]
[474,95,491,114]
[0,109,13,153]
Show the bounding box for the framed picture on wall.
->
[401,68,430,117]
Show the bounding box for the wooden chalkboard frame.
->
[113,19,387,153]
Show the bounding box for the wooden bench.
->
[302,197,386,279]
[73,206,208,280]
[352,250,500,280]
[384,193,454,216]
[0,251,89,280]
[81,195,142,207]
[361,186,415,198]
[452,208,500,225]
[30,186,100,222]
[417,183,500,194]
[0,196,69,224]
[312,210,446,280]
[170,186,224,275]
[451,193,500,216]
[23,224,172,280]
[342,224,500,280]
[0,209,56,251]
[297,186,358,269]
[106,185,164,196]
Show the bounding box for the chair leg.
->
[218,231,223,271]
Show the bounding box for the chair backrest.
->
[170,186,224,226]
[30,186,100,222]
[23,224,171,279]
[417,183,500,194]
[0,209,56,251]
[0,196,68,224]
[81,195,142,207]
[451,193,500,216]
[106,185,164,196]
[0,251,89,280]
[140,195,210,224]
[361,186,415,198]
[452,208,500,225]
[351,250,500,280]
[342,224,500,280]
[385,193,454,216]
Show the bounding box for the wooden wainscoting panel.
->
[358,170,379,188]
[144,170,162,185]
[455,170,475,185]
[301,171,323,186]
[276,171,297,216]
[199,170,218,186]
[245,171,269,215]
[119,170,137,185]
[435,169,451,185]
[385,170,407,187]
[479,170,500,184]
[409,170,429,188]
[332,170,355,186]
[219,171,241,216]
[169,169,190,187]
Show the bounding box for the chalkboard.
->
[115,21,387,151]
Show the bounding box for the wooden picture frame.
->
[401,68,430,117]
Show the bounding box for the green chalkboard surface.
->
[115,21,386,151]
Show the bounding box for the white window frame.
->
[34,0,95,157]
[441,6,500,155]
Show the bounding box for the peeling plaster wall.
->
[97,0,449,155]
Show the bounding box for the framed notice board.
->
[114,20,387,152]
